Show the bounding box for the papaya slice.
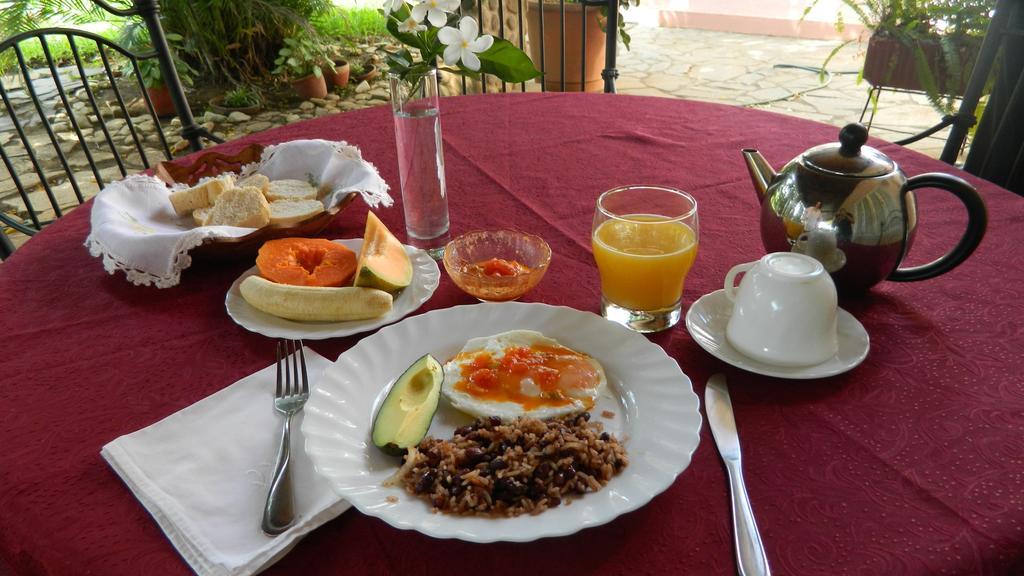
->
[256,238,357,287]
[353,212,413,293]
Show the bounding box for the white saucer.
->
[685,289,869,379]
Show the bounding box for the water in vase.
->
[394,106,449,255]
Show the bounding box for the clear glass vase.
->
[389,67,450,259]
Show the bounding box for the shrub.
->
[158,0,333,82]
[223,86,261,108]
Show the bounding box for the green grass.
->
[0,32,115,76]
[313,7,387,44]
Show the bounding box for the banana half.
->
[240,275,393,322]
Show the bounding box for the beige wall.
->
[636,0,866,39]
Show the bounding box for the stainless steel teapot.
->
[742,123,988,293]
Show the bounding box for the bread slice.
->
[266,179,317,202]
[206,186,271,228]
[168,175,234,216]
[204,175,235,204]
[237,173,270,196]
[192,206,213,227]
[269,199,325,226]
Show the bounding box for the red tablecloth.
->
[2,93,1023,575]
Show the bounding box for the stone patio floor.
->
[1,23,957,254]
[614,25,952,160]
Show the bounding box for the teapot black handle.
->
[889,173,988,282]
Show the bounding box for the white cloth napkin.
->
[86,139,392,288]
[101,348,350,576]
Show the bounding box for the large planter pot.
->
[321,60,350,90]
[863,34,981,96]
[146,85,177,117]
[525,2,606,93]
[292,73,328,100]
[207,95,263,116]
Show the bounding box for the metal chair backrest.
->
[942,0,1024,194]
[454,0,620,95]
[0,0,208,259]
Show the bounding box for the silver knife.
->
[706,373,771,576]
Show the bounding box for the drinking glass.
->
[592,185,699,332]
[390,67,450,259]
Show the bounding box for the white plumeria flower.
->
[383,0,404,13]
[438,17,493,71]
[411,0,459,27]
[397,15,427,33]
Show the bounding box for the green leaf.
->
[387,50,412,69]
[820,39,853,80]
[476,38,540,83]
[279,48,292,56]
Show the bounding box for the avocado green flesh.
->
[372,354,443,455]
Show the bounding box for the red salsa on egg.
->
[453,344,600,411]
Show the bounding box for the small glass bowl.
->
[443,230,552,302]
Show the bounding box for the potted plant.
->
[273,36,333,99]
[352,61,380,83]
[809,0,995,114]
[124,33,197,117]
[525,0,638,92]
[321,46,352,89]
[208,85,263,115]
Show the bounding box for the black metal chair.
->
[946,0,1024,195]
[456,0,621,95]
[0,0,215,259]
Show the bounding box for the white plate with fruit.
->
[225,212,440,339]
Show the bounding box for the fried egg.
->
[441,330,607,420]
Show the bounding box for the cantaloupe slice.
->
[353,212,413,293]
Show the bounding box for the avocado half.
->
[372,354,444,456]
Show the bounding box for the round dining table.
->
[2,92,1023,576]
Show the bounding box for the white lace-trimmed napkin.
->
[86,139,392,288]
[101,348,350,576]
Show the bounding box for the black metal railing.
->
[457,0,619,95]
[0,0,217,256]
[955,0,1024,194]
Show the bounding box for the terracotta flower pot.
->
[321,60,351,90]
[354,64,380,84]
[863,34,980,96]
[146,85,177,117]
[525,3,606,93]
[292,73,328,100]
[208,95,263,116]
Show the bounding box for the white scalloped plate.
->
[301,302,702,542]
[224,238,440,340]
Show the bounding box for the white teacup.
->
[724,252,839,367]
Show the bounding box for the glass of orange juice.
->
[592,185,698,332]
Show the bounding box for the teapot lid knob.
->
[801,123,894,177]
[839,123,869,156]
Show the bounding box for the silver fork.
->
[261,339,309,535]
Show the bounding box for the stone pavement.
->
[1,23,957,254]
[614,25,952,160]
